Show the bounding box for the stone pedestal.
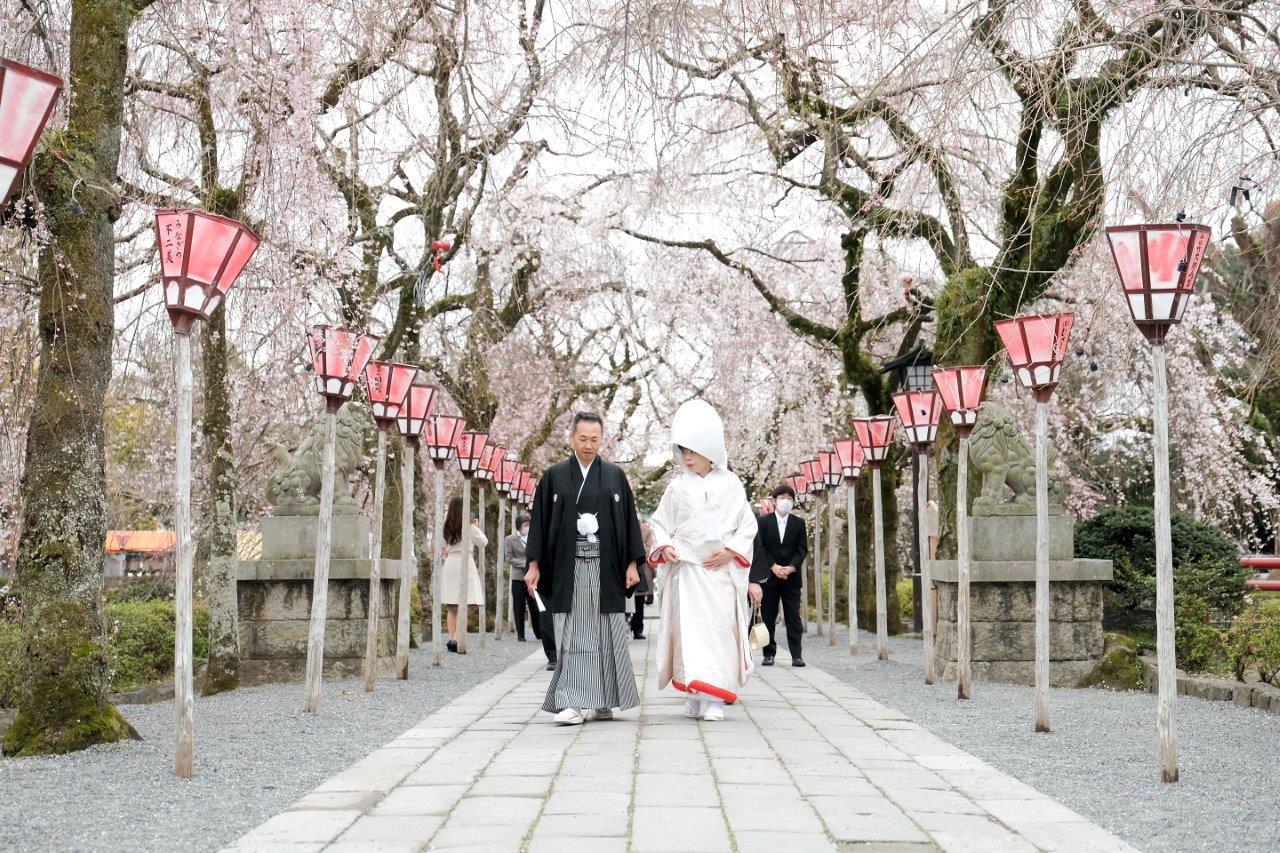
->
[236,514,405,685]
[931,505,1112,687]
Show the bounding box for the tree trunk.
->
[854,459,903,635]
[4,0,150,756]
[199,303,239,695]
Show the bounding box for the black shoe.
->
[446,640,458,653]
[633,632,645,640]
[762,655,775,666]
[546,660,557,671]
[792,658,806,667]
[517,636,527,642]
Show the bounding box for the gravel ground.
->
[0,634,537,853]
[805,626,1280,853]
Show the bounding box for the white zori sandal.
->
[554,708,585,726]
[682,698,704,718]
[702,701,725,721]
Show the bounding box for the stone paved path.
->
[223,635,1137,852]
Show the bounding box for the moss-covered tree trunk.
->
[199,302,239,694]
[4,0,153,757]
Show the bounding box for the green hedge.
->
[0,599,211,705]
[106,600,209,692]
[1077,506,1249,616]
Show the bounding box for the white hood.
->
[671,399,728,470]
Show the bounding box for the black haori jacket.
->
[525,455,646,614]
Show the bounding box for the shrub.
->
[106,600,209,692]
[1173,593,1226,673]
[1226,599,1280,685]
[1077,506,1244,614]
[409,582,422,649]
[896,576,913,624]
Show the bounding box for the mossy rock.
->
[3,700,140,757]
[1080,632,1142,691]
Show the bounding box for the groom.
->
[525,412,646,725]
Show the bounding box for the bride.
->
[648,400,759,721]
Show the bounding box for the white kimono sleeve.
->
[724,497,759,569]
[646,483,680,565]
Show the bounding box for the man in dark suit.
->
[749,484,808,667]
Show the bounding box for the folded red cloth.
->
[672,679,737,705]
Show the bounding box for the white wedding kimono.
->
[650,401,759,699]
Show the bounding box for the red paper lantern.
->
[498,457,521,496]
[1105,222,1212,343]
[932,365,987,438]
[306,325,379,413]
[155,209,260,335]
[851,416,896,467]
[892,389,944,448]
[759,497,776,516]
[456,431,489,478]
[994,313,1074,402]
[423,415,467,462]
[363,361,419,431]
[520,473,536,506]
[800,459,823,494]
[786,474,806,497]
[834,437,865,482]
[395,383,437,441]
[477,444,503,483]
[819,450,842,488]
[0,58,63,207]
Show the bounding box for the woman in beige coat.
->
[440,495,486,653]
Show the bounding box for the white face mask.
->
[775,499,793,515]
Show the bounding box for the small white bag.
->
[749,607,770,650]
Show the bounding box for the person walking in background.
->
[440,496,486,654]
[505,515,541,643]
[650,400,759,722]
[748,484,808,667]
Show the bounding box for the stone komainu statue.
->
[969,400,1063,506]
[267,402,373,515]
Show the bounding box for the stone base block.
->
[261,514,371,560]
[939,658,1095,688]
[969,508,1074,561]
[936,580,1103,623]
[933,579,1108,688]
[236,558,406,685]
[238,655,395,686]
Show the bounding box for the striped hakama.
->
[542,541,640,713]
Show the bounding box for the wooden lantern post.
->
[454,431,489,653]
[154,208,259,776]
[892,389,944,684]
[802,461,825,638]
[853,416,896,661]
[995,313,1075,732]
[1107,220,1211,782]
[474,444,502,647]
[392,382,437,679]
[422,414,467,666]
[820,450,842,646]
[932,365,987,699]
[496,456,521,638]
[304,325,380,712]
[361,361,420,692]
[835,438,865,654]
